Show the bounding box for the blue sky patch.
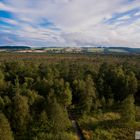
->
[104,7,140,25]
[38,19,60,31]
[0,20,14,27]
[39,19,54,28]
[0,10,12,18]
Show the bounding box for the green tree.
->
[121,95,136,124]
[97,63,113,101]
[72,79,86,114]
[31,110,51,140]
[73,75,96,115]
[125,71,137,95]
[84,75,96,113]
[11,94,29,139]
[63,82,72,107]
[0,96,4,110]
[49,100,70,133]
[0,112,14,140]
[0,70,4,80]
[52,79,72,107]
[0,70,6,96]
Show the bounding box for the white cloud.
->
[0,17,18,25]
[0,0,140,47]
[117,15,131,20]
[134,11,140,16]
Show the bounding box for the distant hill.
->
[86,47,140,54]
[107,47,140,54]
[0,46,139,54]
[0,46,31,50]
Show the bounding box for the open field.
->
[87,48,104,53]
[108,49,129,53]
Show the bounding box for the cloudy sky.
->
[0,0,140,47]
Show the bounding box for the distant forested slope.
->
[0,46,31,50]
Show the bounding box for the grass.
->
[78,109,140,140]
[61,132,78,140]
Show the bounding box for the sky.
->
[0,0,140,48]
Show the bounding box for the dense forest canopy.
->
[0,53,140,140]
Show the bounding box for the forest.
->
[0,53,140,140]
